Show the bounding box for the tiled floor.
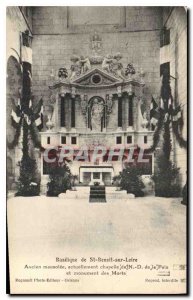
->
[7,195,187,294]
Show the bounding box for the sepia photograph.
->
[6,5,188,294]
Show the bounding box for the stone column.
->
[128,95,134,128]
[125,95,129,130]
[54,93,59,130]
[117,96,122,129]
[67,94,71,131]
[59,86,66,130]
[71,97,76,128]
[117,86,122,129]
[71,87,76,129]
[122,94,128,131]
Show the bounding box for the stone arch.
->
[6,48,21,65]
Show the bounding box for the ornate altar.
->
[40,33,153,186]
[48,63,146,135]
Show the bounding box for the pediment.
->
[71,68,121,86]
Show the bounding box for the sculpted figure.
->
[91,98,104,132]
[80,56,91,74]
[102,54,113,73]
[111,52,125,80]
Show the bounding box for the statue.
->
[91,98,104,132]
[80,56,91,74]
[70,55,81,79]
[111,52,125,80]
[102,54,113,73]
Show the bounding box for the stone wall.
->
[31,7,162,106]
[161,7,187,186]
[6,7,32,61]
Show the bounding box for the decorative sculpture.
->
[125,63,136,77]
[89,55,103,65]
[111,52,125,80]
[106,95,113,115]
[102,54,113,73]
[91,98,104,132]
[70,55,81,79]
[80,95,88,116]
[79,56,91,74]
[67,45,140,82]
[58,67,68,79]
[91,31,102,54]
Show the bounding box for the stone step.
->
[90,194,106,198]
[90,190,106,195]
[89,186,106,203]
[90,186,105,191]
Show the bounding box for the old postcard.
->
[6,6,188,294]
